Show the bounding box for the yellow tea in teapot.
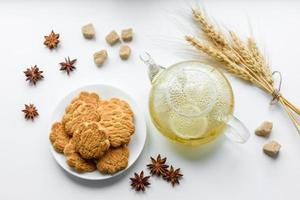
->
[149,61,234,145]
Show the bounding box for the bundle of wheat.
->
[186,8,300,134]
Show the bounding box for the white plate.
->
[50,84,147,180]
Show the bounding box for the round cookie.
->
[73,122,110,159]
[62,92,102,135]
[64,139,96,173]
[96,146,129,174]
[109,98,134,117]
[76,92,101,105]
[49,122,70,153]
[64,103,101,136]
[100,100,135,147]
[66,92,101,114]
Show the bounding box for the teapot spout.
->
[140,52,165,83]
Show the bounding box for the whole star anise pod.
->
[44,30,60,49]
[22,104,39,120]
[163,166,183,187]
[130,171,150,192]
[60,57,77,75]
[147,154,169,176]
[24,65,44,85]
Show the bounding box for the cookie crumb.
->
[255,121,273,137]
[81,23,95,39]
[121,28,133,42]
[119,45,131,60]
[93,50,108,66]
[105,30,120,45]
[263,140,281,157]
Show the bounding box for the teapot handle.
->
[223,115,250,143]
[140,52,165,83]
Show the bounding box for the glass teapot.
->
[141,53,250,146]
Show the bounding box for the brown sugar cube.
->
[263,140,281,157]
[121,28,133,42]
[119,45,131,60]
[255,121,273,137]
[81,23,95,39]
[105,30,120,45]
[93,50,108,66]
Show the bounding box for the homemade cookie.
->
[76,92,101,105]
[100,100,135,147]
[64,99,83,117]
[49,122,70,153]
[73,122,110,159]
[97,146,129,174]
[109,98,134,118]
[64,103,101,136]
[62,92,102,136]
[65,92,101,115]
[64,139,96,172]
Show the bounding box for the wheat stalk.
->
[186,8,300,135]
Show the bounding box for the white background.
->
[0,0,300,199]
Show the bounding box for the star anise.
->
[147,154,169,176]
[44,30,60,49]
[22,104,39,120]
[163,166,183,187]
[60,57,77,75]
[130,171,150,192]
[24,65,44,85]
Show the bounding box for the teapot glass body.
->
[148,60,237,145]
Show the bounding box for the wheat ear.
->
[185,36,252,82]
[247,38,274,85]
[192,9,228,48]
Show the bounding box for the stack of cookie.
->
[49,92,135,174]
